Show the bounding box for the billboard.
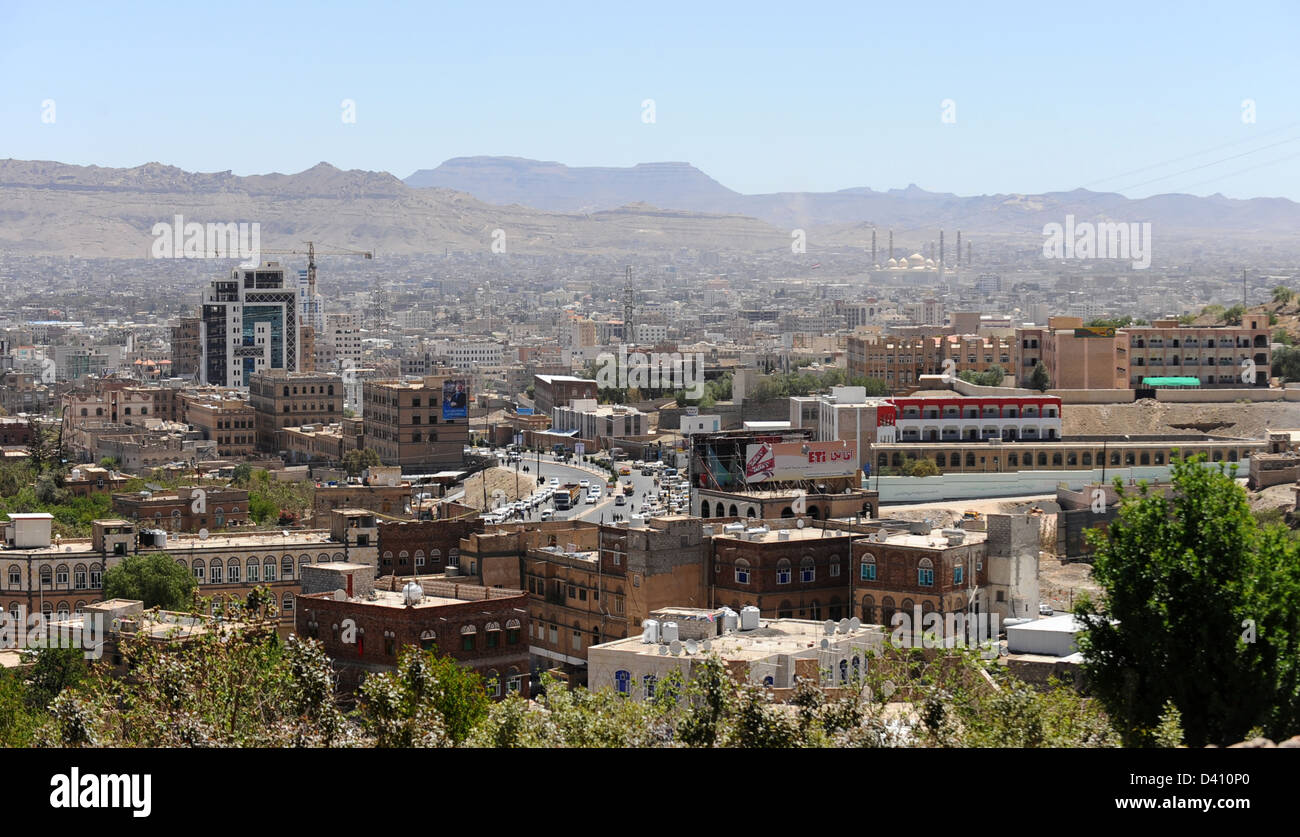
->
[743,441,858,484]
[441,379,468,420]
[1073,326,1116,338]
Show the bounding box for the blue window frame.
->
[918,568,934,587]
[614,670,631,695]
[954,566,964,585]
[860,563,876,581]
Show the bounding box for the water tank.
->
[642,619,660,644]
[154,530,167,550]
[941,528,966,545]
[740,606,760,631]
[402,580,424,606]
[722,609,739,632]
[660,621,679,644]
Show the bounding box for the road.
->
[488,455,667,524]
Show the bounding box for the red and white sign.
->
[743,441,857,483]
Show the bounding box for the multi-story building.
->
[551,399,647,447]
[532,374,597,416]
[297,564,530,698]
[169,316,202,379]
[846,334,1012,391]
[0,509,377,624]
[870,435,1264,474]
[361,376,469,473]
[199,261,301,388]
[709,524,858,621]
[249,370,344,452]
[376,516,484,576]
[112,486,250,532]
[180,394,256,460]
[889,393,1062,443]
[1123,318,1270,388]
[789,386,897,466]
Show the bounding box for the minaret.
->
[956,230,962,266]
[871,230,877,266]
[889,231,894,261]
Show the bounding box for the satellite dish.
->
[669,640,681,656]
[701,639,712,651]
[795,518,806,529]
[838,618,850,633]
[198,528,209,540]
[685,639,698,655]
[820,638,830,650]
[849,617,861,631]
[657,644,668,655]
[882,680,897,698]
[823,619,836,634]
[282,530,291,538]
[333,589,347,601]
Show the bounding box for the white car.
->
[549,477,559,486]
[540,509,554,521]
[579,479,590,489]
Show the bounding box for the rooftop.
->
[594,617,882,662]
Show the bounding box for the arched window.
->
[1051,453,1062,466]
[1008,453,1018,467]
[382,551,393,567]
[73,563,88,590]
[614,670,631,695]
[192,559,205,583]
[281,556,294,579]
[398,550,410,566]
[415,550,425,568]
[701,501,711,517]
[247,558,260,582]
[965,453,976,468]
[860,553,876,581]
[935,453,946,468]
[171,509,182,531]
[227,560,240,583]
[1139,452,1150,465]
[1082,452,1092,466]
[776,558,791,584]
[917,558,934,587]
[263,558,276,581]
[729,504,738,517]
[734,559,751,584]
[643,674,657,698]
[55,564,69,586]
[315,553,328,564]
[715,502,725,518]
[799,555,815,583]
[74,601,87,615]
[281,593,293,612]
[40,566,52,587]
[460,623,477,651]
[429,549,441,566]
[209,559,223,584]
[486,670,501,697]
[1037,452,1048,467]
[214,508,225,528]
[57,603,70,618]
[448,548,459,566]
[7,566,20,588]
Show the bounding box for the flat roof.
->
[593,618,882,661]
[713,525,853,544]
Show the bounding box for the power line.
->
[1113,134,1300,194]
[1083,121,1300,188]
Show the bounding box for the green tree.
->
[1028,361,1051,392]
[343,448,381,477]
[357,646,488,746]
[1222,304,1246,325]
[1273,346,1300,383]
[231,463,253,485]
[1075,455,1300,746]
[21,646,90,710]
[1273,286,1294,305]
[102,551,197,610]
[902,457,940,477]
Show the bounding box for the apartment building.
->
[180,394,256,459]
[709,524,858,622]
[249,370,344,452]
[551,399,648,447]
[199,261,301,388]
[112,486,250,532]
[361,376,469,472]
[890,393,1062,443]
[532,374,597,416]
[846,334,1012,391]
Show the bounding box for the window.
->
[6,567,18,588]
[800,556,815,583]
[505,618,521,644]
[264,559,276,582]
[210,561,223,584]
[281,594,293,612]
[734,559,750,584]
[614,670,631,696]
[918,558,934,587]
[247,559,259,582]
[829,557,841,578]
[776,558,791,585]
[860,555,876,581]
[414,550,425,568]
[547,625,558,644]
[486,622,501,649]
[506,668,523,694]
[192,560,204,582]
[954,565,964,584]
[643,674,657,698]
[571,629,582,651]
[74,569,87,590]
[281,556,293,579]
[487,670,501,697]
[56,566,69,586]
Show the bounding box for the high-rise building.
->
[200,261,301,388]
[361,375,468,472]
[249,370,344,452]
[169,317,201,379]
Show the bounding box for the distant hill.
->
[0,159,783,258]
[406,156,1300,237]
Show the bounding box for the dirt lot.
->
[1064,400,1300,439]
[460,467,538,511]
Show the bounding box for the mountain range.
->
[2,155,1299,260]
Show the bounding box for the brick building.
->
[532,374,597,417]
[709,524,858,622]
[361,376,469,473]
[180,394,257,459]
[296,563,529,699]
[249,370,344,452]
[377,516,485,576]
[112,486,251,532]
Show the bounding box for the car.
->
[549,477,559,486]
[1039,603,1054,616]
[579,479,589,489]
[615,495,626,506]
[540,509,554,521]
[586,493,598,504]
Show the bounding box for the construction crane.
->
[257,241,374,302]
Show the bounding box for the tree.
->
[1222,304,1246,326]
[102,551,197,610]
[902,457,940,477]
[959,364,1007,387]
[97,457,119,470]
[1272,346,1300,383]
[1273,286,1294,305]
[1028,362,1051,392]
[1075,455,1300,746]
[231,463,253,485]
[343,448,381,478]
[357,646,488,746]
[25,419,55,473]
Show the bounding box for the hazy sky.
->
[4,0,1299,200]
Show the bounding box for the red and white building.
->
[890,395,1062,443]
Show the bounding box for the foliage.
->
[748,369,888,402]
[242,468,315,525]
[102,551,197,610]
[1273,285,1294,305]
[1028,361,1051,392]
[357,646,487,746]
[958,364,1007,387]
[1222,304,1246,325]
[231,463,253,485]
[1272,346,1300,383]
[1075,455,1300,747]
[22,646,91,711]
[343,448,381,478]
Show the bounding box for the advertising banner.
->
[743,441,857,483]
[441,379,468,420]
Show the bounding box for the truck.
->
[554,482,582,511]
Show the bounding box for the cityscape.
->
[1,1,1298,807]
